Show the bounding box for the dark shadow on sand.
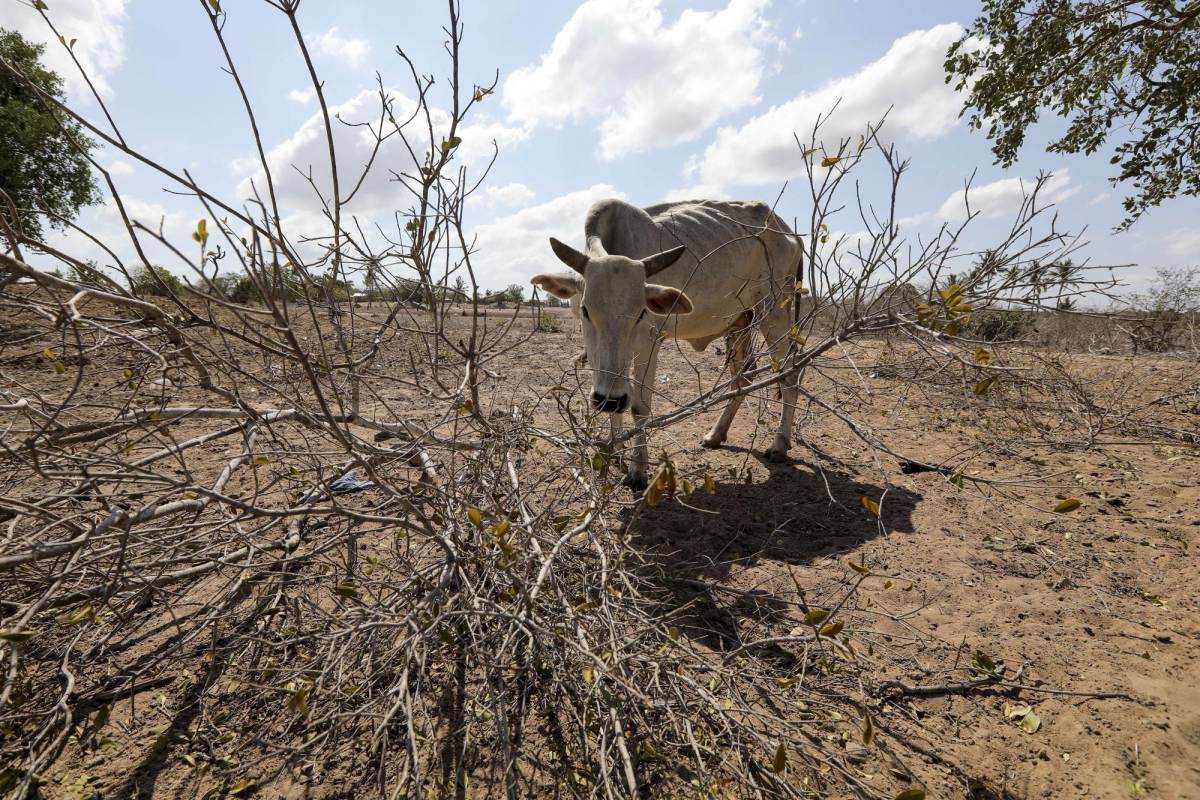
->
[624,453,921,653]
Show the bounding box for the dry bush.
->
[0,6,1159,800]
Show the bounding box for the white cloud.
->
[469,182,536,210]
[287,87,316,104]
[0,0,127,96]
[1087,192,1111,207]
[660,183,730,202]
[470,184,626,289]
[314,26,371,69]
[695,23,974,189]
[106,159,134,176]
[1165,228,1200,261]
[922,169,1078,223]
[503,0,779,160]
[38,194,194,277]
[238,87,527,219]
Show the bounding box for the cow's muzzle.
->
[591,391,628,413]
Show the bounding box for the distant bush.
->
[969,309,1035,342]
[536,312,562,333]
[211,273,265,304]
[130,265,185,298]
[504,283,525,304]
[1124,267,1200,354]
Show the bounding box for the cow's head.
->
[531,237,692,413]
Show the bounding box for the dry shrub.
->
[1,5,1165,799]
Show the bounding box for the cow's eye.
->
[581,305,590,320]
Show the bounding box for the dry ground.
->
[3,301,1198,799]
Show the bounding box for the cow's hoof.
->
[700,433,725,449]
[764,446,790,463]
[623,472,649,493]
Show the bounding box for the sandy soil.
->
[3,301,1198,799]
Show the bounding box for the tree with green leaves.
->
[946,1,1200,229]
[0,28,100,242]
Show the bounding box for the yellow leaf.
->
[251,455,269,465]
[895,790,927,800]
[862,713,875,746]
[55,606,100,626]
[975,347,992,364]
[770,355,781,371]
[820,156,841,168]
[803,608,830,626]
[803,148,816,157]
[703,474,716,495]
[582,667,594,684]
[333,582,359,599]
[0,629,36,644]
[491,519,511,537]
[467,507,483,528]
[973,376,996,396]
[861,496,880,516]
[229,777,258,796]
[286,685,310,716]
[771,742,787,773]
[819,621,844,637]
[848,560,871,576]
[1052,498,1081,513]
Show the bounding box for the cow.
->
[531,198,804,490]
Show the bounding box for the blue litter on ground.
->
[299,471,377,503]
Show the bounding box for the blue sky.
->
[5,0,1198,294]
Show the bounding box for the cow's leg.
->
[760,312,801,462]
[622,335,659,491]
[700,323,753,448]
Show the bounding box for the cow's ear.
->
[531,272,583,300]
[644,284,692,315]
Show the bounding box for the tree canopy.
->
[0,28,100,241]
[946,1,1200,229]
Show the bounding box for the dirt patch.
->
[2,299,1198,799]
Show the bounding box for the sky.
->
[3,0,1198,295]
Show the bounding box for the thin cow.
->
[531,198,804,490]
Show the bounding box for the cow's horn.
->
[642,245,688,278]
[549,237,588,275]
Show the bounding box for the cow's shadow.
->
[623,453,921,654]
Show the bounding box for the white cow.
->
[531,198,804,490]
